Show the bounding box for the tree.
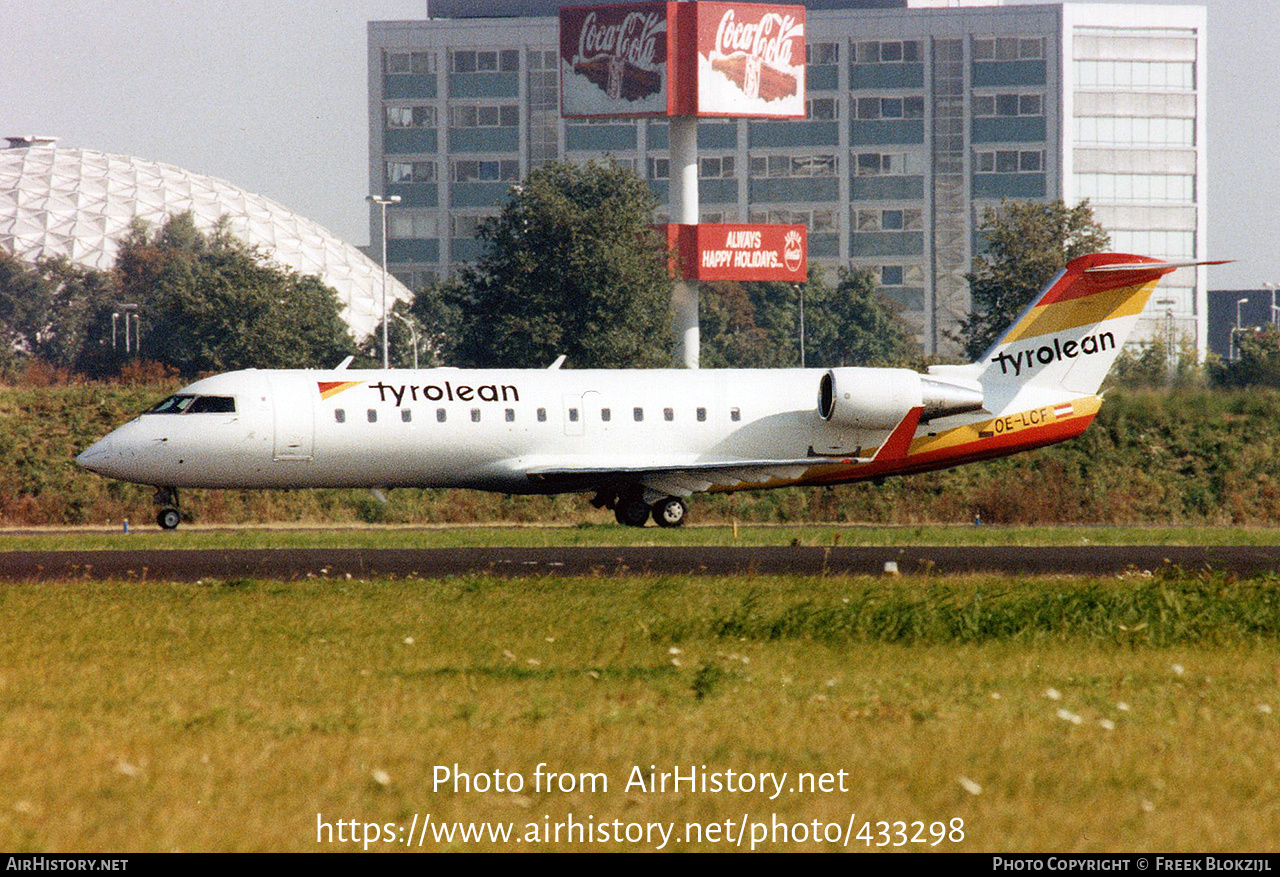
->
[1213,324,1280,388]
[803,268,922,368]
[452,161,675,369]
[114,214,356,375]
[957,199,1110,360]
[699,268,921,370]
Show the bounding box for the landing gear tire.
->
[614,497,651,527]
[652,497,687,528]
[153,487,181,530]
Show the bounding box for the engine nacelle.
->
[818,368,985,430]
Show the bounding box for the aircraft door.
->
[267,373,314,461]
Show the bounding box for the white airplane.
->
[76,253,1210,529]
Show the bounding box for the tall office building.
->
[369,0,1207,356]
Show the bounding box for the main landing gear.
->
[599,489,688,528]
[153,486,181,530]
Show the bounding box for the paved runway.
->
[4,545,1280,580]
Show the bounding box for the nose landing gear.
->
[153,487,181,530]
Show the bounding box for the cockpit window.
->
[145,395,235,414]
[147,395,196,414]
[188,396,236,413]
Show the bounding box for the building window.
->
[975,150,1044,174]
[528,49,558,71]
[387,51,436,75]
[852,41,921,64]
[855,208,924,232]
[388,212,439,239]
[386,161,437,184]
[1075,116,1194,147]
[452,159,520,183]
[972,37,1045,62]
[449,104,519,128]
[386,105,437,129]
[451,49,519,73]
[1075,60,1193,91]
[748,154,838,178]
[853,151,925,177]
[806,42,839,66]
[879,265,925,287]
[749,208,836,233]
[699,156,735,179]
[648,156,670,180]
[1076,173,1194,203]
[806,97,838,120]
[450,214,496,238]
[972,93,1044,118]
[851,96,925,120]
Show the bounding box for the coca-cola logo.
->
[784,230,803,273]
[713,9,802,68]
[575,10,665,69]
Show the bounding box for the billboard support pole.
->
[670,114,700,368]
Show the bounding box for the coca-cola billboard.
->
[664,223,807,281]
[696,2,805,117]
[561,2,673,117]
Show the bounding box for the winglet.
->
[548,354,567,370]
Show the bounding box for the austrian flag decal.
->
[317,381,362,400]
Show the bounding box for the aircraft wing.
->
[526,407,924,497]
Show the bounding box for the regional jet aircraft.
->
[76,253,1211,529]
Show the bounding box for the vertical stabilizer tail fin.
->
[976,253,1221,401]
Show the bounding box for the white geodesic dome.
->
[0,138,410,340]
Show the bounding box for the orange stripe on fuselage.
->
[791,396,1102,489]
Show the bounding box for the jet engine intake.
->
[818,368,985,430]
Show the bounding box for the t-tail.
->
[930,252,1222,418]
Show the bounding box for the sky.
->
[3,0,1276,289]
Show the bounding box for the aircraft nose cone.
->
[75,436,115,472]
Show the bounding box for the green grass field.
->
[1,571,1277,852]
[8,522,1280,551]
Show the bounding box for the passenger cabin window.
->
[367,409,377,423]
[601,408,611,422]
[730,407,741,422]
[664,408,673,421]
[569,408,579,422]
[505,408,515,422]
[401,409,412,422]
[537,408,547,422]
[471,408,481,422]
[696,407,707,422]
[634,408,644,422]
[335,409,346,423]
[437,408,447,422]
[147,394,235,414]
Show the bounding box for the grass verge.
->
[0,571,1277,851]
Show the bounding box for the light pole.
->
[367,194,402,369]
[1265,283,1279,326]
[393,312,419,371]
[1233,296,1249,361]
